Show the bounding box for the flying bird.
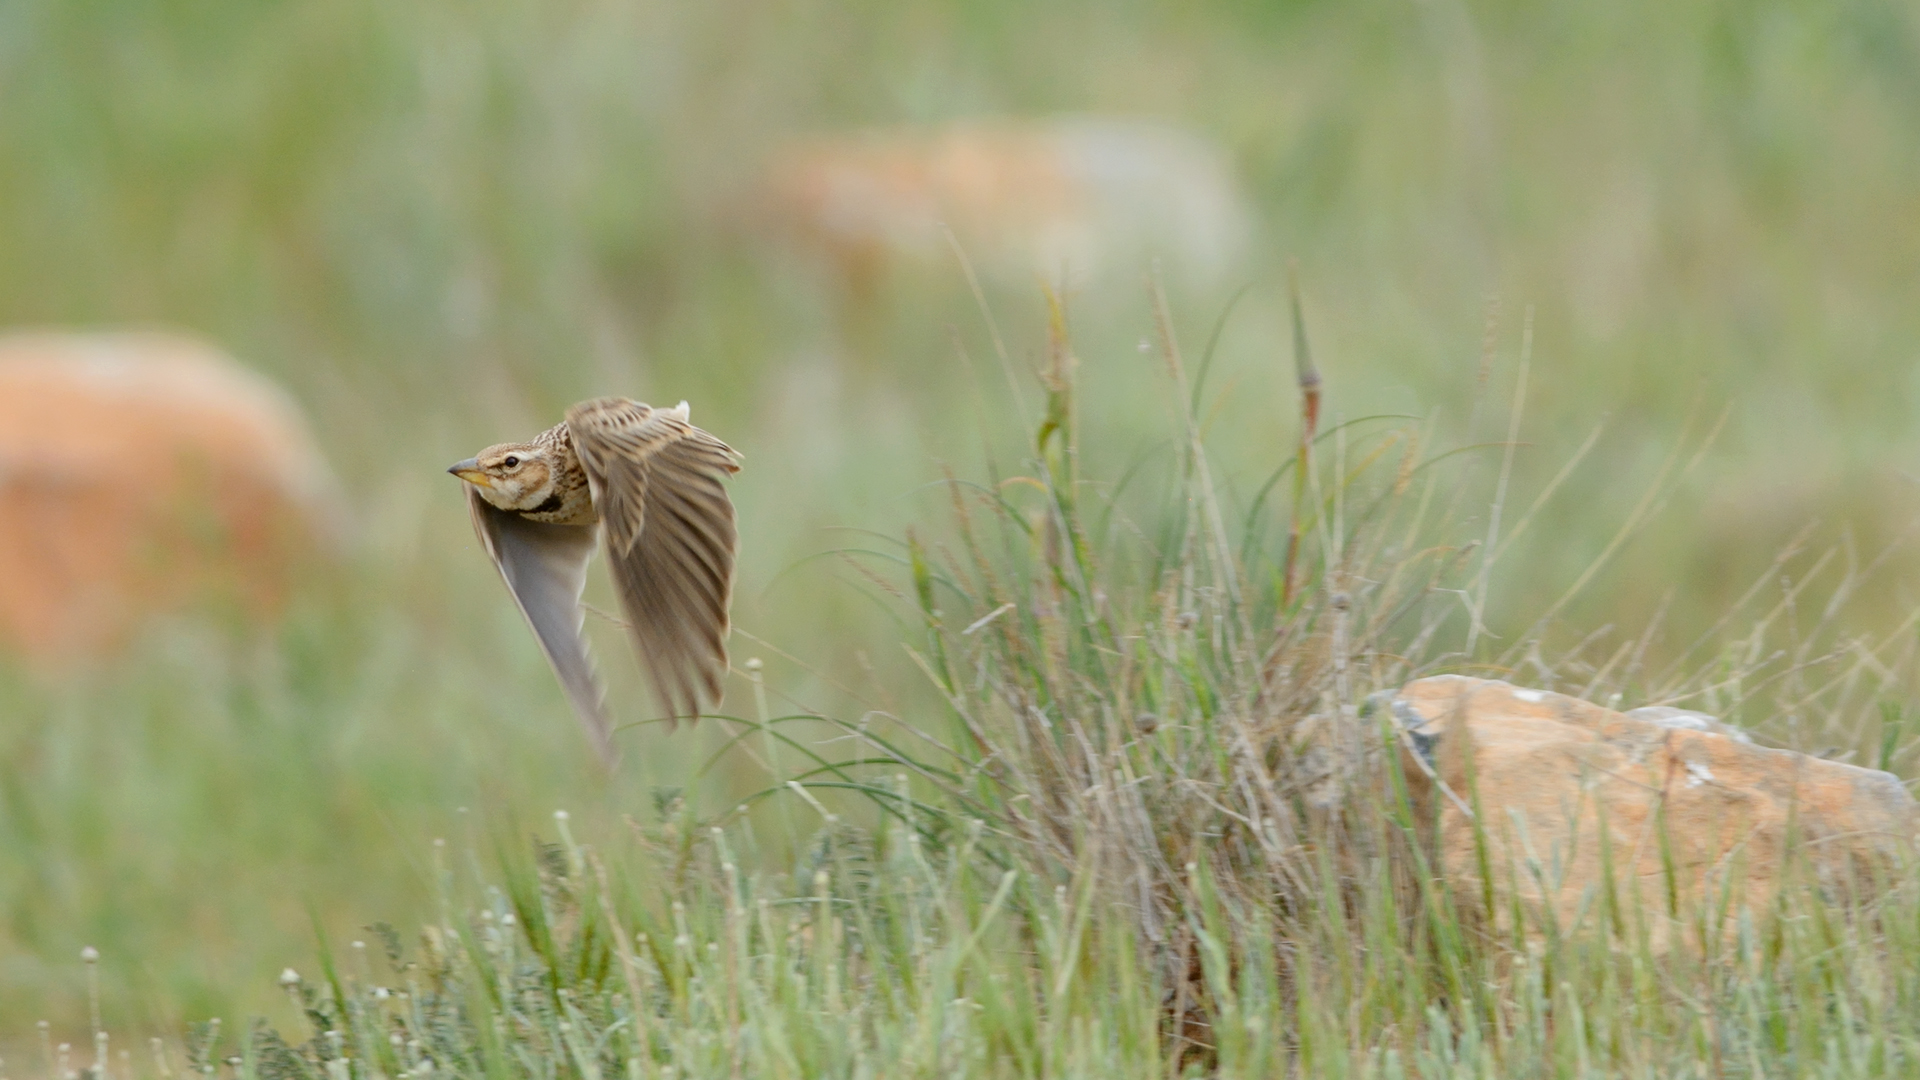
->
[448,397,740,764]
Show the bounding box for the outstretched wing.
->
[566,397,740,725]
[466,485,618,765]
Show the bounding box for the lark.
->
[449,397,740,765]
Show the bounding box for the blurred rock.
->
[758,117,1255,296]
[0,332,344,660]
[1385,675,1914,952]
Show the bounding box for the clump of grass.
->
[847,271,1442,1032]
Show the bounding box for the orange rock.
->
[1385,675,1915,952]
[0,332,343,660]
[758,118,1253,296]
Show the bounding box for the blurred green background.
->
[3,0,1919,1044]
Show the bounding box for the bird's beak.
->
[447,458,492,487]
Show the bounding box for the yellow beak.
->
[447,458,492,488]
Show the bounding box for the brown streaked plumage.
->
[448,397,740,765]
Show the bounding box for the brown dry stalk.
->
[1282,259,1321,608]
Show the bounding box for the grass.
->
[5,0,1920,1066]
[180,807,1920,1079]
[28,286,1920,1077]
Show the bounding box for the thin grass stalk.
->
[1466,304,1531,657]
[1281,260,1322,609]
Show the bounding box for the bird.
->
[447,397,740,765]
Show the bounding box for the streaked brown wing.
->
[466,485,618,764]
[567,397,740,725]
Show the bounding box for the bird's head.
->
[448,442,560,512]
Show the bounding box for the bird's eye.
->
[503,455,520,468]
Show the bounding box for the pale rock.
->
[1382,676,1914,951]
[0,331,344,659]
[757,117,1255,294]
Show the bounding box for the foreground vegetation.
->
[223,805,1920,1079]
